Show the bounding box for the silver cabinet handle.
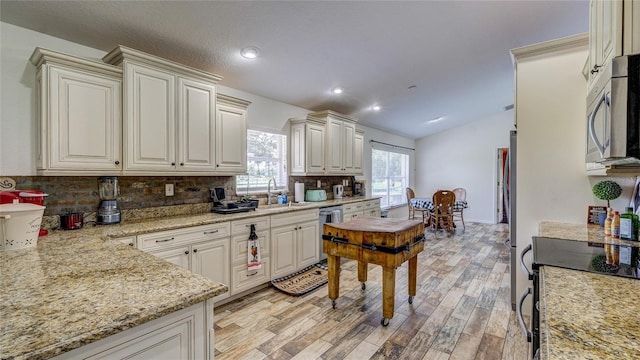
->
[520,244,533,280]
[155,237,175,243]
[204,230,219,235]
[517,287,532,343]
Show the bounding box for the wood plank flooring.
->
[213,222,530,360]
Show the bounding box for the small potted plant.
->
[592,180,622,225]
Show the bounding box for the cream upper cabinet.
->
[103,45,223,175]
[289,116,326,175]
[30,48,122,175]
[309,110,358,175]
[215,94,250,174]
[178,77,216,171]
[587,0,639,88]
[354,129,364,175]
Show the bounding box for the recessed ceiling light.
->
[331,87,344,94]
[240,46,260,59]
[372,105,381,111]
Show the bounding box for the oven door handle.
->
[517,287,533,343]
[520,244,533,280]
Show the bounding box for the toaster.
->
[305,189,327,202]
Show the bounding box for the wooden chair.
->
[452,187,467,230]
[406,187,428,223]
[428,190,456,233]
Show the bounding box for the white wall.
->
[414,110,514,223]
[0,22,310,175]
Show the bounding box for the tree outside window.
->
[236,130,287,195]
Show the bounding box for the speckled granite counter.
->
[539,266,640,359]
[0,228,228,359]
[539,221,640,247]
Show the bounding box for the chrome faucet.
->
[267,177,277,205]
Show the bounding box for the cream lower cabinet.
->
[270,209,319,279]
[363,199,381,217]
[138,222,231,302]
[343,202,365,222]
[30,48,123,175]
[230,216,271,295]
[52,301,213,360]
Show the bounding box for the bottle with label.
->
[620,207,638,241]
[612,211,621,238]
[605,208,613,236]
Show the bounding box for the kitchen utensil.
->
[305,189,327,202]
[0,202,45,250]
[97,176,120,225]
[333,185,344,199]
[60,212,84,230]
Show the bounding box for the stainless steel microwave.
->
[586,53,640,165]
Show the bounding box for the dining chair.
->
[406,187,428,223]
[428,190,456,233]
[452,187,467,230]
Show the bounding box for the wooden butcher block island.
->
[322,217,425,326]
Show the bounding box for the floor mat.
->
[271,263,328,296]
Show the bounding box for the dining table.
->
[409,198,468,211]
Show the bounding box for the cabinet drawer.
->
[230,257,270,295]
[231,216,270,235]
[271,208,318,227]
[364,199,380,209]
[139,222,230,251]
[344,202,365,214]
[231,231,270,265]
[115,236,137,248]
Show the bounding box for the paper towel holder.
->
[294,181,305,203]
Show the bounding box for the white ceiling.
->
[0,1,588,139]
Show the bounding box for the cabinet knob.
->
[115,160,120,165]
[184,250,189,255]
[180,162,184,166]
[128,242,134,247]
[591,64,602,75]
[193,249,198,253]
[216,164,220,167]
[172,162,176,166]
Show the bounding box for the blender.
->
[97,176,121,224]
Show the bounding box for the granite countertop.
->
[539,266,640,359]
[0,228,228,359]
[1,196,377,359]
[538,221,640,247]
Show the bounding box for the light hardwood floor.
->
[213,222,530,360]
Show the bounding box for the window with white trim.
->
[236,130,287,194]
[371,148,410,208]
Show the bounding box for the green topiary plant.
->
[592,180,622,208]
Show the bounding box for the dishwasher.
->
[319,205,343,260]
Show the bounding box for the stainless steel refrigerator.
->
[506,130,517,310]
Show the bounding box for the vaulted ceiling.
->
[1,1,589,139]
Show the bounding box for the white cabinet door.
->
[178,77,216,172]
[231,257,271,295]
[270,225,297,279]
[46,66,122,171]
[216,103,247,173]
[354,131,364,175]
[307,123,326,174]
[151,246,190,270]
[290,122,305,174]
[325,118,344,174]
[342,121,355,173]
[297,220,319,269]
[192,238,230,301]
[125,63,176,171]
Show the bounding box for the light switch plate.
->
[165,184,174,196]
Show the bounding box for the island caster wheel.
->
[332,300,337,309]
[380,318,390,327]
[361,283,366,291]
[408,296,414,304]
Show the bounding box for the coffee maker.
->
[97,176,121,224]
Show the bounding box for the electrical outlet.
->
[165,184,174,196]
[317,180,321,188]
